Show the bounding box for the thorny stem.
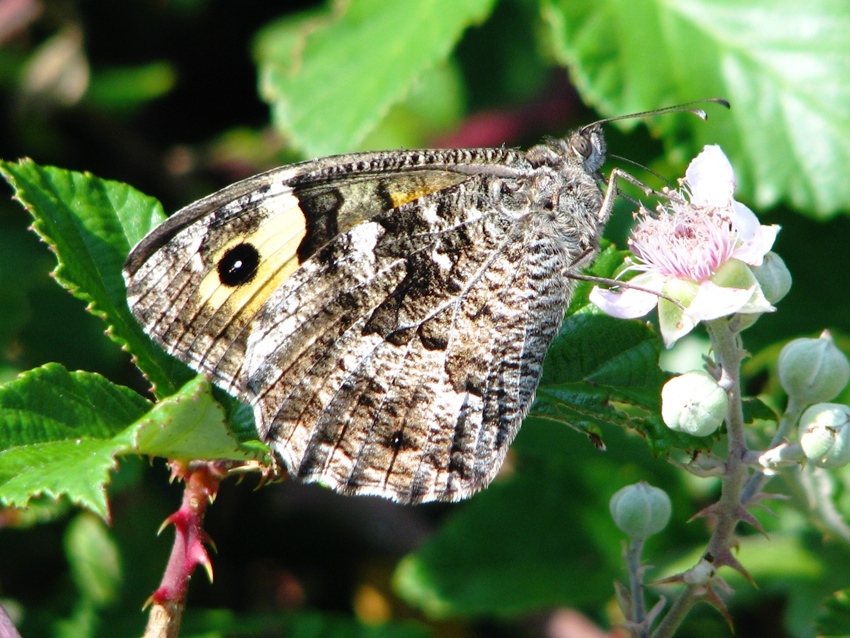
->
[705,319,750,551]
[143,461,223,638]
[741,397,806,505]
[651,319,750,638]
[747,398,850,549]
[650,588,700,638]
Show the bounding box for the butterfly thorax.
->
[518,125,608,266]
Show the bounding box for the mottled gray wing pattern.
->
[124,140,607,504]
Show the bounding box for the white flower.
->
[590,145,779,347]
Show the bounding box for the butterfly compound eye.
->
[217,243,261,287]
[573,134,592,159]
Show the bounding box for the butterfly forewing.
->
[124,135,608,503]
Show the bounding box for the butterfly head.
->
[572,122,607,176]
[568,98,730,182]
[526,121,608,181]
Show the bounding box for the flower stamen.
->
[629,204,738,283]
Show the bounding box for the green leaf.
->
[541,0,850,217]
[0,158,193,396]
[86,61,177,113]
[817,589,850,636]
[0,438,130,521]
[357,62,467,151]
[543,313,665,394]
[131,375,263,462]
[0,364,262,519]
[742,396,778,424]
[394,418,628,618]
[64,514,122,607]
[0,364,150,517]
[534,312,704,454]
[255,0,496,156]
[0,363,151,448]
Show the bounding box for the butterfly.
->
[123,102,722,504]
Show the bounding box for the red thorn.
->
[713,549,757,587]
[735,506,768,537]
[689,502,721,523]
[703,585,735,631]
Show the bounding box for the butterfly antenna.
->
[587,97,730,130]
[588,98,730,204]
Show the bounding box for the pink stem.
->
[143,461,223,638]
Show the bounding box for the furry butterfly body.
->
[124,124,613,504]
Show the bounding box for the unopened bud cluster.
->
[777,334,850,468]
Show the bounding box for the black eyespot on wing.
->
[218,243,260,287]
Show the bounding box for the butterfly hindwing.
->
[244,175,573,501]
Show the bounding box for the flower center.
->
[629,204,737,282]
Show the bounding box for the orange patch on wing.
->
[387,185,444,208]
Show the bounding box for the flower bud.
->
[750,251,791,304]
[778,332,850,404]
[661,371,728,436]
[609,481,671,539]
[799,403,850,469]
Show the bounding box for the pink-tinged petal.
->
[611,144,778,340]
[730,201,780,267]
[732,220,780,267]
[686,145,735,207]
[730,201,760,242]
[590,274,661,319]
[685,280,754,321]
